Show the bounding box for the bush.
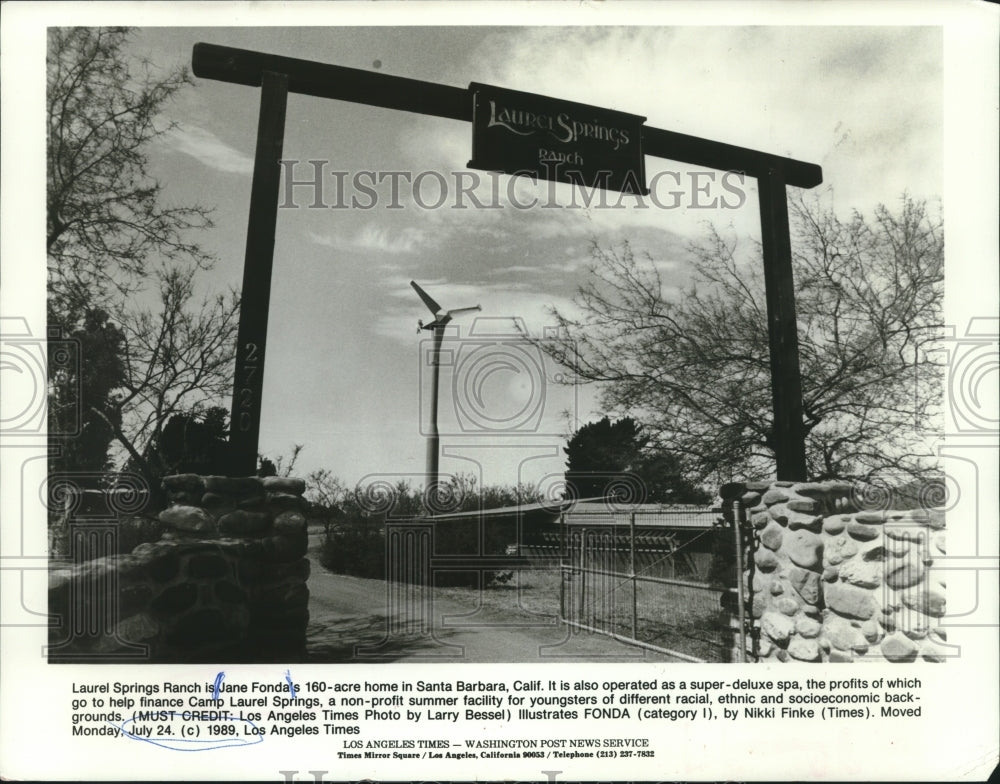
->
[318,514,518,587]
[316,473,545,587]
[319,521,386,579]
[706,524,739,590]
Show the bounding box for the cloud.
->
[402,26,941,226]
[308,225,429,254]
[488,265,546,276]
[163,123,254,174]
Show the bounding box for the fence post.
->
[732,499,747,663]
[630,510,637,641]
[579,527,587,625]
[558,511,566,623]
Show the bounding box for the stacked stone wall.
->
[49,475,310,663]
[724,479,947,664]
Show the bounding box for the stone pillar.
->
[734,479,947,663]
[160,474,311,662]
[49,474,311,663]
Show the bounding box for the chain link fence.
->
[552,508,744,662]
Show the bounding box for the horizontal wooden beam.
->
[192,42,470,121]
[192,43,822,188]
[643,126,822,188]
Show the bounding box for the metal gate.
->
[558,507,747,662]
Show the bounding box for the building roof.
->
[419,497,597,522]
[561,502,721,529]
[418,499,720,529]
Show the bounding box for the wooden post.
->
[757,167,808,481]
[229,71,289,476]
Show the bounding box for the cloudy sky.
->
[34,12,959,492]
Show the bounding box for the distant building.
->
[419,500,725,581]
[560,502,719,530]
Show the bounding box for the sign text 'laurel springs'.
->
[468,83,648,195]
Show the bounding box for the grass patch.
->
[433,567,736,661]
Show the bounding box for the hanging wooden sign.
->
[468,82,648,195]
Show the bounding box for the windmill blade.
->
[447,305,482,317]
[410,280,442,315]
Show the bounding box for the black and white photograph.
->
[1,2,997,781]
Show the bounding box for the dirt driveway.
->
[304,535,678,663]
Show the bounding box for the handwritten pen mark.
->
[212,671,225,700]
[284,669,297,698]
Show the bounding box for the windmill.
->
[411,281,481,495]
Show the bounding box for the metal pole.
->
[578,527,587,624]
[558,512,566,622]
[630,510,637,641]
[732,500,747,663]
[606,532,612,630]
[426,325,444,493]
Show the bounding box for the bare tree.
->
[98,267,239,482]
[536,193,943,484]
[303,468,350,535]
[47,27,239,486]
[47,27,213,318]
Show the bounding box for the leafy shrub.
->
[318,517,516,587]
[317,474,542,587]
[706,524,739,590]
[319,521,385,579]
